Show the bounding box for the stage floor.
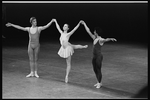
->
[2,42,147,99]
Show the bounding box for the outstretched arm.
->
[82,21,95,40]
[102,38,117,43]
[68,20,82,36]
[38,19,54,31]
[98,37,117,46]
[6,23,28,31]
[53,19,63,34]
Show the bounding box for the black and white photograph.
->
[2,1,148,99]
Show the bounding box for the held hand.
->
[6,23,12,27]
[53,19,56,22]
[51,19,54,22]
[80,20,85,25]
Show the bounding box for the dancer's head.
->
[94,27,103,37]
[30,17,37,26]
[63,24,69,31]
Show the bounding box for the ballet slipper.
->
[94,83,99,86]
[96,83,102,89]
[26,72,34,78]
[84,45,88,48]
[34,71,39,78]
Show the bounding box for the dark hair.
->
[30,17,36,24]
[94,27,103,35]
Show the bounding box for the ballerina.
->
[53,19,88,83]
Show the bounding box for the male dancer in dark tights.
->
[82,21,117,88]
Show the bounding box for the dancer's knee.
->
[29,57,34,62]
[66,61,71,70]
[34,57,38,62]
[67,63,71,68]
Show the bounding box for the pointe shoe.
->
[96,83,102,89]
[65,77,68,83]
[94,83,99,86]
[26,72,34,78]
[34,73,39,78]
[84,45,88,48]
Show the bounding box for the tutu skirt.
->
[58,45,74,58]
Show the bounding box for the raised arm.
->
[82,21,95,40]
[67,20,82,36]
[53,19,63,34]
[38,19,54,31]
[6,23,28,31]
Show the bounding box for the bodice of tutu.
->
[58,33,74,58]
[59,33,70,46]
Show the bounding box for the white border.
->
[2,1,148,3]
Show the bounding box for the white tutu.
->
[58,45,74,58]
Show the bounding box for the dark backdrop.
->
[2,3,148,45]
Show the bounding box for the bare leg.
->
[26,46,34,77]
[72,44,88,49]
[65,56,71,83]
[34,45,40,78]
